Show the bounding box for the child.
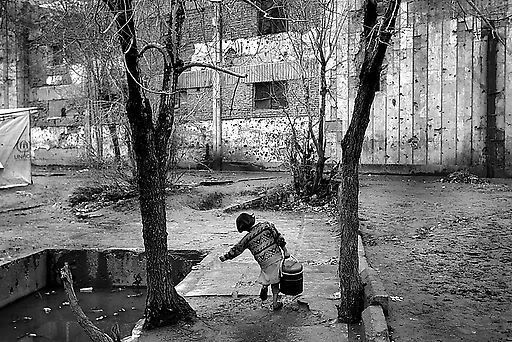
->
[219,213,290,310]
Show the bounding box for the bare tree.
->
[337,0,401,322]
[29,0,128,165]
[282,0,347,199]
[102,0,244,329]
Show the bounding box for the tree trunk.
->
[136,131,195,328]
[337,159,363,322]
[108,124,121,163]
[314,63,328,192]
[104,0,195,329]
[337,0,400,323]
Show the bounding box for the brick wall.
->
[177,0,327,166]
[182,0,257,61]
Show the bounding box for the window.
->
[174,90,188,108]
[50,44,64,66]
[258,0,287,35]
[254,81,288,109]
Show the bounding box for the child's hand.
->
[219,255,227,262]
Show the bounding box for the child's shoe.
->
[259,286,268,301]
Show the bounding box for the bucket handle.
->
[286,254,298,263]
[281,254,299,270]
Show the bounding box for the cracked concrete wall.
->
[31,126,86,165]
[179,116,309,167]
[336,1,512,176]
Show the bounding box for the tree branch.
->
[178,62,247,78]
[122,59,177,96]
[139,43,168,65]
[60,263,118,342]
[464,0,506,46]
[236,0,305,22]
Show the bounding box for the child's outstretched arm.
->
[219,238,246,262]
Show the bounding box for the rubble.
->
[440,171,488,184]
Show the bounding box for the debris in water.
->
[127,293,143,298]
[80,287,93,293]
[390,296,404,302]
[11,316,32,323]
[43,307,51,314]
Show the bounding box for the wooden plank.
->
[399,2,413,165]
[372,92,387,164]
[426,6,443,165]
[336,11,350,137]
[472,18,487,168]
[361,66,375,165]
[412,3,428,165]
[347,29,360,125]
[505,17,512,172]
[361,130,373,164]
[385,15,400,165]
[456,18,474,166]
[441,18,458,165]
[494,23,507,173]
[368,92,375,164]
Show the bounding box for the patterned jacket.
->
[223,222,286,268]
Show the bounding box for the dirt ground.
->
[142,296,343,342]
[359,175,512,342]
[0,167,511,341]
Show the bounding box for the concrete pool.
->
[0,249,205,342]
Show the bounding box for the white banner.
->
[0,109,33,189]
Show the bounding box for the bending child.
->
[219,213,290,311]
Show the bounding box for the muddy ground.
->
[0,167,511,342]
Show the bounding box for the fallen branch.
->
[60,263,119,342]
[0,204,43,214]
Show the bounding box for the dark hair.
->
[236,213,255,233]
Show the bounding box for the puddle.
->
[0,287,146,342]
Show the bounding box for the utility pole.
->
[211,0,223,170]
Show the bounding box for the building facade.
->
[2,0,512,176]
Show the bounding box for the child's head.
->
[236,213,255,232]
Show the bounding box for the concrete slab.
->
[362,305,389,342]
[287,324,348,342]
[299,267,340,318]
[176,212,343,322]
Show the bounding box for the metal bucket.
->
[280,255,303,296]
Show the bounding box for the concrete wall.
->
[179,116,310,167]
[0,250,48,308]
[5,0,512,175]
[337,0,512,177]
[0,248,206,309]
